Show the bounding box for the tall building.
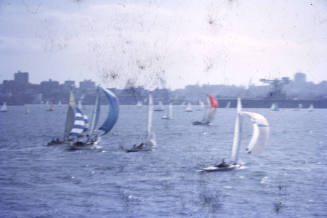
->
[294,72,306,84]
[14,71,29,84]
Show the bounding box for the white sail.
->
[185,103,192,112]
[168,103,173,119]
[25,105,30,114]
[136,101,142,107]
[147,94,156,146]
[199,100,205,108]
[78,100,83,109]
[231,98,242,163]
[308,104,314,111]
[298,103,303,109]
[89,88,101,135]
[241,112,269,155]
[0,102,8,112]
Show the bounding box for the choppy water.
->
[0,105,326,218]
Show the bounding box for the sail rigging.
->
[64,89,76,140]
[98,88,119,135]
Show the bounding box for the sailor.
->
[216,159,229,167]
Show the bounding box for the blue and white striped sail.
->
[98,88,119,135]
[69,107,89,137]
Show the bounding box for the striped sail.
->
[69,107,88,137]
[98,88,119,135]
[64,90,76,139]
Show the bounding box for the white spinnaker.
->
[231,98,242,163]
[241,112,269,155]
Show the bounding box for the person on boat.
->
[216,159,229,168]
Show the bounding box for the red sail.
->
[208,95,218,108]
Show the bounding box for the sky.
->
[0,0,326,89]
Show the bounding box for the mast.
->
[231,98,242,164]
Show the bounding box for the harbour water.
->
[0,105,326,217]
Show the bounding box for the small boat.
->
[225,101,231,109]
[0,102,8,112]
[201,98,270,172]
[162,103,173,120]
[68,87,119,150]
[136,101,143,107]
[154,101,164,111]
[193,95,218,125]
[58,100,62,106]
[127,94,156,152]
[185,103,193,112]
[270,103,279,111]
[25,105,30,114]
[308,104,314,112]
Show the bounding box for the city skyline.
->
[1,0,327,89]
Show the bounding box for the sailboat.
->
[225,101,231,109]
[136,101,143,107]
[308,104,314,112]
[162,103,173,119]
[201,98,270,172]
[154,101,164,111]
[58,100,62,106]
[127,94,156,152]
[25,105,30,114]
[270,103,279,111]
[298,103,303,109]
[193,95,218,125]
[185,103,193,112]
[69,87,119,149]
[0,102,8,112]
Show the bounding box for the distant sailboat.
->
[162,103,173,120]
[25,105,30,114]
[127,94,156,152]
[225,101,231,109]
[193,95,218,125]
[185,103,193,112]
[270,103,279,111]
[58,100,62,106]
[136,101,143,107]
[298,103,303,109]
[154,101,164,111]
[199,100,205,108]
[0,102,8,112]
[201,98,270,172]
[69,87,119,149]
[308,104,314,112]
[48,103,54,111]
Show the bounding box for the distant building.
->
[294,72,306,84]
[14,71,29,84]
[63,80,75,88]
[79,80,95,93]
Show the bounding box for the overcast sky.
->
[0,0,326,89]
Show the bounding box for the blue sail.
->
[99,88,119,135]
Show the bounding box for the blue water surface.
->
[0,105,326,217]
